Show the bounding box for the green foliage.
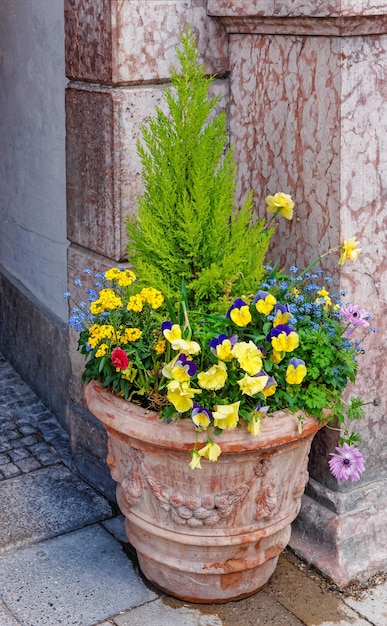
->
[126,27,273,312]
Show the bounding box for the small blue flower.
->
[63,292,71,298]
[74,278,82,287]
[289,266,298,274]
[83,268,92,276]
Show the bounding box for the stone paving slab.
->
[0,602,21,626]
[0,524,157,626]
[0,464,113,555]
[265,558,372,626]
[345,584,387,626]
[113,598,223,626]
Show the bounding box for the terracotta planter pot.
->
[84,380,322,603]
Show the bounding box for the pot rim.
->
[84,380,325,453]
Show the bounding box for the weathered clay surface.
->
[85,381,321,602]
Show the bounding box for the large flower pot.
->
[84,380,322,603]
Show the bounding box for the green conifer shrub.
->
[126,27,274,312]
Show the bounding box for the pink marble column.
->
[209,0,387,586]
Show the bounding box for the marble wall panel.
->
[228,31,387,487]
[66,86,126,261]
[228,33,341,272]
[65,0,228,84]
[208,0,387,18]
[337,34,387,482]
[66,79,229,261]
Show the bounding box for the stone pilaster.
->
[210,0,387,585]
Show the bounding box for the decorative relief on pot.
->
[255,485,277,519]
[145,476,251,527]
[120,447,144,506]
[106,438,119,482]
[253,458,271,478]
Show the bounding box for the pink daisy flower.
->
[328,443,365,482]
[341,303,369,327]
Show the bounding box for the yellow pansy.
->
[215,338,234,362]
[270,349,284,364]
[227,298,252,327]
[232,341,263,376]
[197,361,227,391]
[230,305,252,326]
[162,324,182,343]
[255,292,277,315]
[237,373,269,397]
[166,380,201,413]
[198,441,222,462]
[273,309,293,327]
[170,338,201,355]
[247,416,261,436]
[189,449,202,470]
[286,358,307,384]
[271,330,299,353]
[213,401,240,430]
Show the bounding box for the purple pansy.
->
[274,303,292,315]
[266,324,294,342]
[226,298,249,319]
[175,354,197,377]
[209,334,238,351]
[252,290,270,304]
[191,402,212,430]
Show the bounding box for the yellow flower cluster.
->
[127,287,164,312]
[90,288,123,314]
[87,324,115,349]
[117,327,142,343]
[140,287,164,309]
[105,268,136,287]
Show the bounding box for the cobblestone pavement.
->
[1,351,387,626]
[0,354,71,480]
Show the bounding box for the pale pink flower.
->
[329,443,365,482]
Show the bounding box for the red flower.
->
[111,348,129,370]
